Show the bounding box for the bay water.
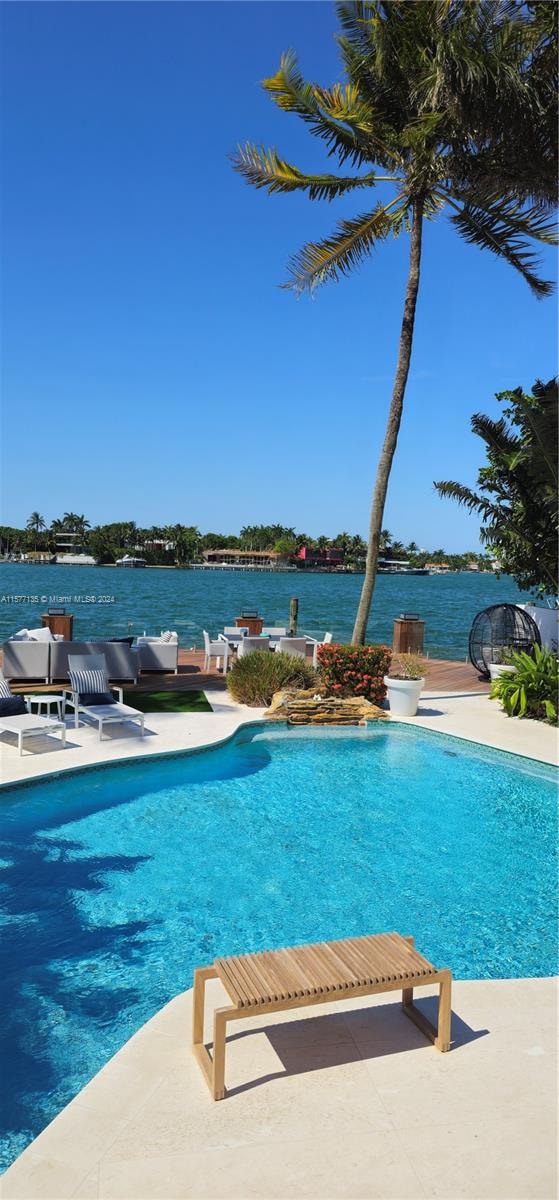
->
[0,563,533,659]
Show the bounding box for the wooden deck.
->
[133,651,488,695]
[3,649,489,695]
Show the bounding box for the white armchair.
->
[277,637,308,660]
[237,636,271,658]
[203,631,230,673]
[312,632,333,668]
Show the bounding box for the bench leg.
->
[212,1009,228,1101]
[402,971,452,1052]
[193,967,234,1100]
[436,970,452,1052]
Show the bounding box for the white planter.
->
[384,675,425,717]
[489,664,516,682]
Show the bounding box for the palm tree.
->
[26,512,46,552]
[26,512,45,534]
[232,1,557,642]
[435,378,558,593]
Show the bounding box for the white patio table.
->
[0,713,67,756]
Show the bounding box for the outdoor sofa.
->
[2,640,51,683]
[1,639,140,684]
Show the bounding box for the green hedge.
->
[227,651,318,707]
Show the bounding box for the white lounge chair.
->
[237,636,271,658]
[277,637,308,659]
[64,654,145,740]
[203,631,230,673]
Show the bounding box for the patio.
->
[1,976,555,1199]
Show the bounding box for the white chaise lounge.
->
[64,654,145,741]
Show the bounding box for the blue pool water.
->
[0,724,557,1169]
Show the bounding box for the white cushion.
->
[26,627,55,642]
[11,629,30,640]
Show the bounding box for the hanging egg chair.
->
[468,604,541,678]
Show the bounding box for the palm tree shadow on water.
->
[0,831,153,1166]
[0,737,272,1166]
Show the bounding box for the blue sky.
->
[1,1,557,550]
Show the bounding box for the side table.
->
[24,694,66,721]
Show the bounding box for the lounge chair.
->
[236,636,271,658]
[277,637,308,659]
[193,932,452,1100]
[203,631,230,673]
[0,672,66,755]
[64,654,145,740]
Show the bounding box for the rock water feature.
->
[265,688,388,726]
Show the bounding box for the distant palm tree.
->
[26,512,46,534]
[233,1,557,642]
[26,511,46,552]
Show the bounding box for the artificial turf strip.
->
[121,690,212,713]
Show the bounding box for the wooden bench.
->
[192,932,452,1099]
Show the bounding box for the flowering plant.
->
[317,642,392,704]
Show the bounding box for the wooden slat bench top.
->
[214,932,437,1009]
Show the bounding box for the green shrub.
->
[490,644,558,723]
[317,642,392,704]
[227,651,318,707]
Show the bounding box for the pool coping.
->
[0,715,556,796]
[1,689,556,793]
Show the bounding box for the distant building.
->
[425,562,450,573]
[203,549,283,567]
[466,561,481,571]
[296,546,344,569]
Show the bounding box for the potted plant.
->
[384,653,425,717]
[488,647,517,681]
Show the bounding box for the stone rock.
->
[265,689,388,725]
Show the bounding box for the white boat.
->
[55,553,98,566]
[116,555,146,568]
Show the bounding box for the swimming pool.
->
[0,723,556,1169]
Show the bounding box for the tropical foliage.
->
[435,378,558,595]
[317,642,391,703]
[232,0,558,643]
[489,644,558,724]
[0,515,496,570]
[226,651,318,706]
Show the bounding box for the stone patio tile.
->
[70,1166,101,1199]
[360,1029,556,1129]
[396,1108,558,1199]
[0,1154,93,1200]
[98,1130,426,1199]
[104,1041,392,1163]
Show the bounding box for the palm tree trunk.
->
[352,199,424,645]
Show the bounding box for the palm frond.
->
[262,51,374,167]
[447,195,557,297]
[231,144,395,201]
[284,197,406,293]
[433,480,502,522]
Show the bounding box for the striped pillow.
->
[160,630,174,643]
[0,676,14,699]
[69,666,111,701]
